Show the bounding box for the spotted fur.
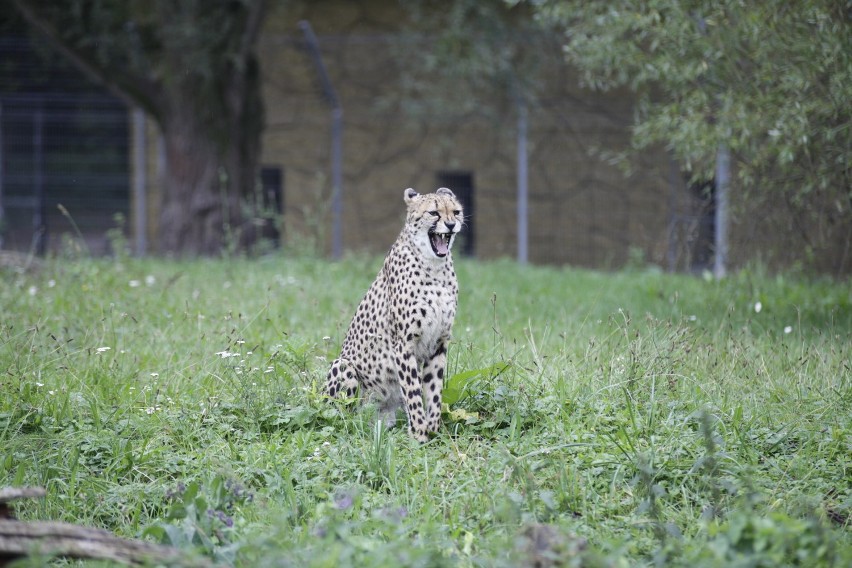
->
[325,187,463,442]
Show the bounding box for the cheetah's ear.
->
[436,187,455,198]
[404,188,419,203]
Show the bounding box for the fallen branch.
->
[0,487,211,567]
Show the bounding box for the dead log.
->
[0,487,212,567]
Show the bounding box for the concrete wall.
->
[254,0,673,267]
[130,0,851,274]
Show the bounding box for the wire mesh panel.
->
[0,94,129,253]
[1,36,130,254]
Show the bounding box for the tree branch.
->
[0,487,213,567]
[12,0,164,120]
[239,0,268,64]
[0,519,213,567]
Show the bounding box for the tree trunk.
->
[158,112,245,255]
[157,69,263,255]
[11,0,269,256]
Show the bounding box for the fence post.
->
[33,104,46,256]
[132,108,147,256]
[300,21,343,259]
[0,102,4,249]
[516,96,528,265]
[714,144,729,279]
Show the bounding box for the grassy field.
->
[1,251,850,566]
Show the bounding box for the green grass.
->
[1,253,850,566]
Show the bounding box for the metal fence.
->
[0,35,130,255]
[1,32,718,271]
[0,93,129,254]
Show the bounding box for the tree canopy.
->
[12,0,268,255]
[536,0,851,212]
[394,0,560,119]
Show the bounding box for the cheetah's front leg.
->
[422,340,448,434]
[325,358,359,399]
[395,345,428,443]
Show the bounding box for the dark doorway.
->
[690,178,716,271]
[436,170,474,257]
[259,166,284,247]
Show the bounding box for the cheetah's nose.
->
[445,221,456,231]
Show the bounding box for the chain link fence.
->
[1,37,129,255]
[3,33,843,273]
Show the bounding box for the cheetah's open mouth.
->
[429,229,451,257]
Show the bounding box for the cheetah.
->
[325,187,463,442]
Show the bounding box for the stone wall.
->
[129,0,848,273]
[256,0,674,267]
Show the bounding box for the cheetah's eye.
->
[428,210,440,217]
[452,210,461,216]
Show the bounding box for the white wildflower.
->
[96,347,111,353]
[47,279,56,288]
[28,286,37,296]
[145,275,156,286]
[754,301,762,313]
[784,326,793,334]
[129,280,141,288]
[215,351,239,359]
[150,372,159,378]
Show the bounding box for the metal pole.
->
[33,105,46,255]
[300,20,344,259]
[132,108,147,256]
[714,145,729,279]
[517,97,528,264]
[666,157,679,272]
[331,107,343,259]
[0,102,4,249]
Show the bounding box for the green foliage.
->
[12,0,266,140]
[144,476,254,563]
[537,0,851,211]
[442,361,510,406]
[1,255,850,566]
[394,0,559,118]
